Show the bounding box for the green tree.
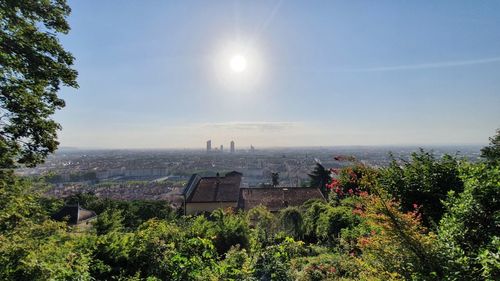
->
[438,163,500,280]
[308,163,331,197]
[93,209,124,235]
[0,0,78,169]
[380,150,463,226]
[247,205,276,245]
[0,220,92,280]
[0,175,45,233]
[316,205,359,245]
[302,200,329,243]
[210,209,250,255]
[272,172,280,187]
[280,207,304,240]
[481,129,500,164]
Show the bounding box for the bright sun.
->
[230,54,247,73]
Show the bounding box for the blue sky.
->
[56,0,500,148]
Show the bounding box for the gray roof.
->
[52,205,97,225]
[184,171,242,203]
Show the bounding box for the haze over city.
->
[55,1,500,148]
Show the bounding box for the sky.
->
[56,0,500,149]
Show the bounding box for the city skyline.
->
[56,1,500,148]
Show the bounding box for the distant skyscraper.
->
[230,141,235,153]
[250,145,255,153]
[206,140,211,152]
[220,144,223,152]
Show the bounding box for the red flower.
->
[327,179,340,190]
[358,191,369,197]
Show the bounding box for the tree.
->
[438,163,500,280]
[0,0,78,169]
[93,209,124,235]
[308,163,331,197]
[279,207,304,240]
[380,150,463,227]
[481,129,500,164]
[247,205,276,244]
[210,209,250,255]
[272,172,279,187]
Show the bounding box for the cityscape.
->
[1,1,498,280]
[19,142,482,203]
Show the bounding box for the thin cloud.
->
[200,121,301,132]
[344,56,500,72]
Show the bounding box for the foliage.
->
[303,200,330,243]
[280,206,304,240]
[290,252,360,281]
[0,174,46,233]
[272,172,280,187]
[438,163,500,280]
[93,209,124,235]
[65,193,175,228]
[253,237,305,281]
[308,163,331,197]
[316,205,360,245]
[380,149,463,226]
[327,162,378,202]
[481,129,500,164]
[247,205,277,245]
[0,220,92,280]
[0,0,78,168]
[2,149,499,280]
[217,246,254,281]
[210,208,250,255]
[354,191,442,280]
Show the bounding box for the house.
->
[237,187,325,212]
[52,204,97,225]
[182,171,242,215]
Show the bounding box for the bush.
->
[247,205,277,245]
[438,163,500,280]
[380,150,463,227]
[279,207,305,240]
[253,237,304,281]
[210,209,250,255]
[290,253,360,281]
[303,200,330,243]
[316,205,359,245]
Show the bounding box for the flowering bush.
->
[326,160,377,201]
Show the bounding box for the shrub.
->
[280,207,304,240]
[316,205,359,245]
[438,163,500,280]
[380,150,463,227]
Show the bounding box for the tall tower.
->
[220,144,223,152]
[206,140,211,152]
[230,140,235,153]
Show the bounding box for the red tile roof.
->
[237,187,325,212]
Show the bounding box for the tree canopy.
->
[0,0,78,169]
[481,129,500,165]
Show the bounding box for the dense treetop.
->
[0,0,77,169]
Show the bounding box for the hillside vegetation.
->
[1,132,499,280]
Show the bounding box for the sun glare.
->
[230,55,247,73]
[212,40,266,93]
